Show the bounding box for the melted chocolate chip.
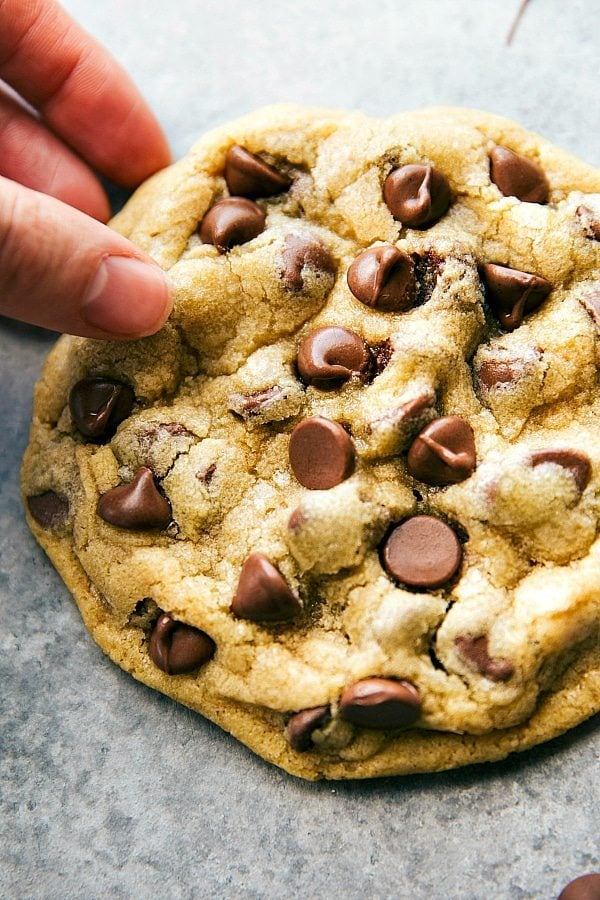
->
[412,249,444,307]
[558,874,600,900]
[149,613,215,674]
[576,205,600,241]
[339,678,421,729]
[97,467,172,530]
[347,246,416,312]
[383,164,451,228]
[297,326,370,390]
[281,235,336,291]
[285,706,331,752]
[69,377,134,441]
[477,356,529,390]
[407,416,476,485]
[229,386,284,419]
[530,449,592,494]
[369,339,394,378]
[289,417,355,490]
[196,463,217,486]
[370,390,436,437]
[232,552,301,622]
[199,197,265,253]
[381,516,462,589]
[579,290,600,328]
[27,491,69,529]
[481,263,552,330]
[489,146,549,203]
[454,635,514,682]
[224,145,291,198]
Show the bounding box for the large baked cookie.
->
[22,106,600,779]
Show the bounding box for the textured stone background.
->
[1,1,599,897]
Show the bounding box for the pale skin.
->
[0,0,173,340]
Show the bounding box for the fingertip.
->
[80,255,172,339]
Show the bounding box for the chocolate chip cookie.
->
[22,105,600,779]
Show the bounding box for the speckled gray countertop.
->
[1,2,599,897]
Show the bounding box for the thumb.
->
[0,175,172,339]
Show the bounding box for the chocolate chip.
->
[281,235,336,291]
[576,205,600,241]
[199,197,265,253]
[69,377,134,441]
[297,326,371,390]
[489,146,549,204]
[530,449,592,494]
[97,467,172,530]
[381,516,462,589]
[26,491,69,529]
[347,246,416,311]
[383,164,451,228]
[579,289,600,328]
[558,873,600,900]
[454,635,514,682]
[224,145,291,198]
[339,678,421,729]
[289,416,355,490]
[232,552,302,622]
[481,263,552,330]
[407,416,476,485]
[149,612,215,674]
[285,706,331,752]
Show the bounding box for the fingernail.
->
[81,255,172,337]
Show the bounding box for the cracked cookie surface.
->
[22,105,600,779]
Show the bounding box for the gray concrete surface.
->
[1,1,599,897]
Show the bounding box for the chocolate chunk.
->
[232,552,302,622]
[576,205,600,241]
[530,449,592,494]
[579,289,600,328]
[224,145,291,198]
[285,706,331,752]
[381,516,462,589]
[454,635,514,682]
[281,235,336,291]
[339,678,421,729]
[69,377,134,441]
[489,146,549,203]
[27,491,69,529]
[199,197,265,253]
[481,263,552,330]
[383,164,451,228]
[289,416,355,490]
[558,873,600,900]
[149,612,215,675]
[97,467,172,530]
[297,326,370,390]
[407,416,476,485]
[347,246,416,312]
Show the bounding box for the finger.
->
[0,86,110,221]
[0,0,171,186]
[0,176,172,339]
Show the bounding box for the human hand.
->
[0,0,173,339]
